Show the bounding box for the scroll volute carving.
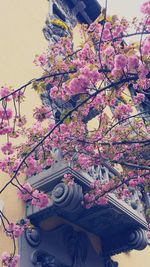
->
[25,227,41,247]
[52,182,83,213]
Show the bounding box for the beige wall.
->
[0,0,48,256]
[114,247,150,267]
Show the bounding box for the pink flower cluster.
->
[129,176,145,187]
[0,107,13,120]
[63,173,74,186]
[104,46,115,56]
[31,190,49,208]
[102,21,124,41]
[5,223,24,238]
[102,22,112,41]
[17,182,33,201]
[34,53,47,67]
[33,106,51,122]
[26,157,42,176]
[18,182,49,209]
[78,154,92,169]
[142,36,150,56]
[1,252,20,267]
[0,122,13,136]
[77,43,95,63]
[0,86,11,101]
[114,54,127,69]
[84,180,116,208]
[141,1,150,15]
[1,142,14,155]
[134,93,145,104]
[114,103,133,119]
[128,55,139,69]
[51,67,102,99]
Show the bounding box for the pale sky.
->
[99,0,145,20]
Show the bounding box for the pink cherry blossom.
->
[17,182,33,201]
[128,55,139,69]
[1,142,14,155]
[31,190,49,208]
[134,93,145,104]
[114,54,127,69]
[141,1,150,15]
[0,86,11,101]
[1,252,20,267]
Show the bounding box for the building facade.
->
[0,1,150,267]
[20,1,150,267]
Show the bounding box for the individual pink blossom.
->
[50,86,58,99]
[104,47,114,56]
[141,1,150,15]
[129,179,138,187]
[113,25,123,38]
[102,28,111,41]
[134,93,145,104]
[46,158,53,167]
[0,108,13,120]
[34,54,47,66]
[1,142,14,155]
[0,86,11,101]
[114,54,127,69]
[128,55,139,69]
[63,173,74,186]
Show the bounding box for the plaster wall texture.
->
[0,0,48,256]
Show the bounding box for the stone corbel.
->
[103,228,148,256]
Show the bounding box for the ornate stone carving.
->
[43,0,77,42]
[43,0,102,42]
[31,249,69,267]
[127,228,147,250]
[25,227,41,247]
[52,182,83,212]
[63,225,88,267]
